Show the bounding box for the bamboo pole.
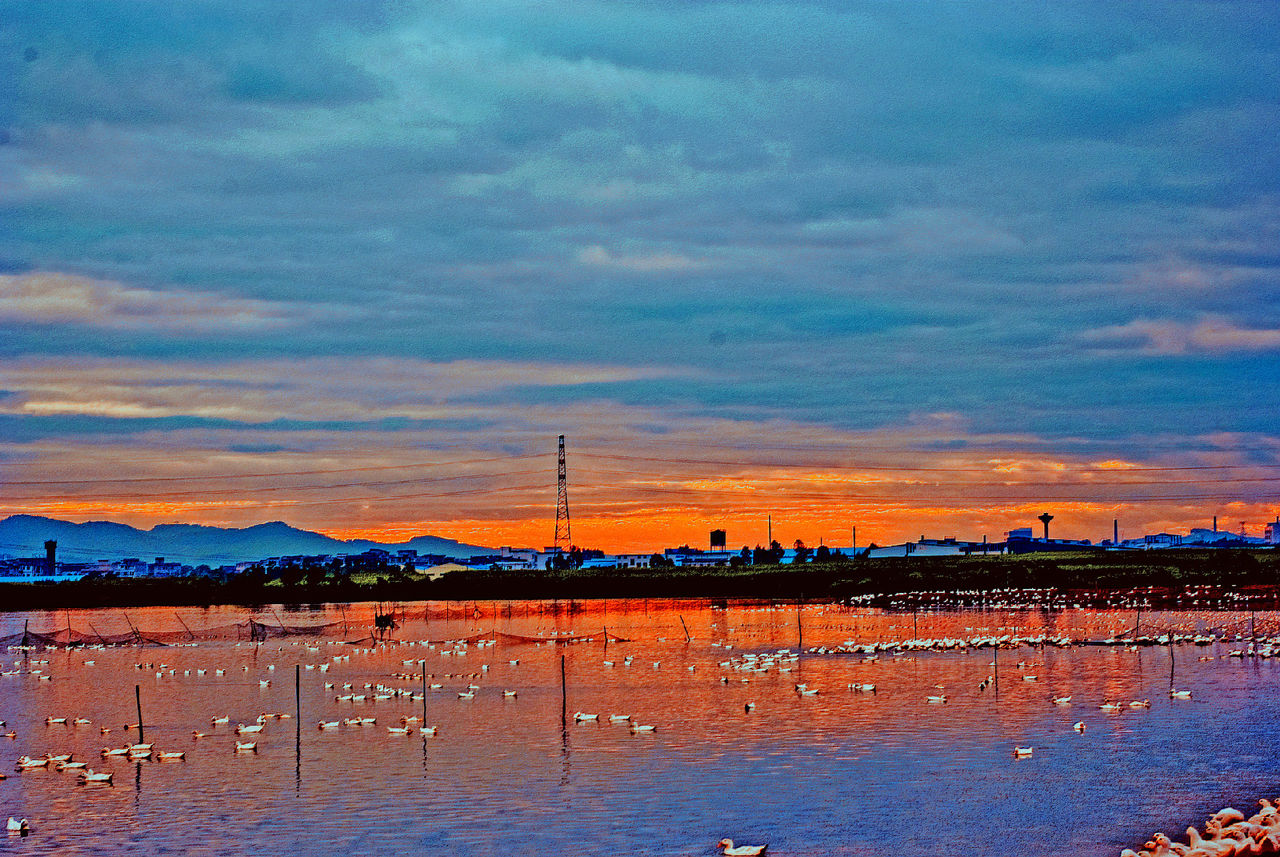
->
[135,685,144,743]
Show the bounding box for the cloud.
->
[1083,315,1280,355]
[0,272,319,331]
[0,356,692,423]
[576,244,706,273]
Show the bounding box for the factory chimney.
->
[44,540,56,576]
[1113,519,1118,545]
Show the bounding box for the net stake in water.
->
[135,684,144,743]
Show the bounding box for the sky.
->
[1,1,1278,553]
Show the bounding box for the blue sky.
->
[1,1,1277,549]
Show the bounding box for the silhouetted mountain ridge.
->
[0,515,493,565]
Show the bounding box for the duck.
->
[926,694,948,703]
[156,751,186,761]
[58,760,88,771]
[236,723,263,734]
[1170,689,1192,699]
[1073,721,1086,732]
[317,721,340,730]
[386,726,409,735]
[101,746,130,757]
[79,769,114,785]
[1099,701,1123,713]
[192,731,206,739]
[1051,695,1072,705]
[1013,746,1033,757]
[502,690,517,698]
[234,741,257,753]
[718,838,766,856]
[45,717,67,725]
[211,716,229,726]
[419,726,438,736]
[574,712,598,722]
[629,723,657,733]
[6,818,28,834]
[1128,699,1151,709]
[15,755,49,770]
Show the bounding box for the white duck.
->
[6,818,28,834]
[79,769,113,784]
[718,838,766,856]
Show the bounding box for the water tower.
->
[1037,513,1054,541]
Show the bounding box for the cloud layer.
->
[1,1,1277,546]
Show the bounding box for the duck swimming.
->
[718,838,766,856]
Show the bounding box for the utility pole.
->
[554,435,571,553]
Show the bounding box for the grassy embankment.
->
[1,550,1278,611]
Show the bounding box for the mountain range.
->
[0,515,494,566]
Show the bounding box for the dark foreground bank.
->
[1,549,1278,611]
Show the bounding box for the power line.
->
[574,451,1280,474]
[2,468,556,501]
[0,453,547,485]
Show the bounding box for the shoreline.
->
[1,549,1278,612]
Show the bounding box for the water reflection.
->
[1,600,1279,856]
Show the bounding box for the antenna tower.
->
[554,435,571,552]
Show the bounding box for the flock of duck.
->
[2,601,1279,854]
[1121,802,1280,856]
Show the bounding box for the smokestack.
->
[44,540,56,576]
[1213,515,1217,533]
[1113,519,1118,545]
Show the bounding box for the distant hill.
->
[0,515,494,566]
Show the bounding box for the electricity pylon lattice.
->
[554,435,571,552]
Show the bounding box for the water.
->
[1,600,1278,856]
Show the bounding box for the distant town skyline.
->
[1,3,1277,552]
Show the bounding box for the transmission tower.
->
[554,435,571,552]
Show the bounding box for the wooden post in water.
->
[797,597,803,651]
[1169,643,1175,694]
[560,655,567,724]
[295,665,301,729]
[679,616,691,643]
[1134,609,1141,639]
[992,642,999,695]
[913,606,918,640]
[422,667,427,725]
[135,685,144,743]
[1251,610,1257,654]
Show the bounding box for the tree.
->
[815,545,831,562]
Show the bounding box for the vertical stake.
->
[135,685,144,743]
[679,616,691,643]
[422,666,428,725]
[1169,643,1175,694]
[560,654,567,724]
[295,665,301,728]
[797,598,803,651]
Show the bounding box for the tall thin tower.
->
[554,435,571,552]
